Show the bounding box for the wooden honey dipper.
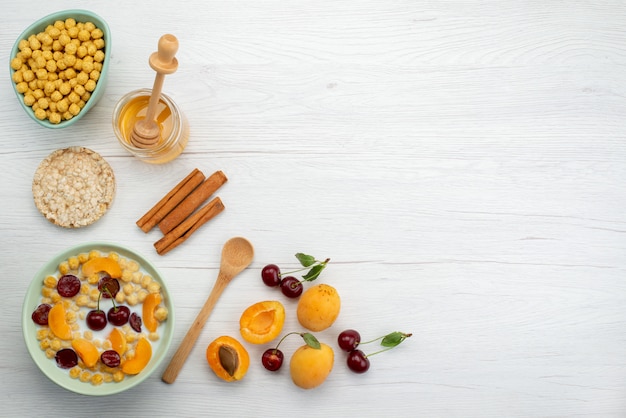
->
[130,34,179,148]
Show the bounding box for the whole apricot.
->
[239,300,285,344]
[206,336,250,382]
[290,342,334,389]
[296,284,340,332]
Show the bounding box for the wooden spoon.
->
[161,237,254,384]
[130,34,179,148]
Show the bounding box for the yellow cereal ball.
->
[37,97,49,110]
[45,60,57,72]
[44,81,55,95]
[50,90,63,102]
[77,45,87,58]
[13,71,24,83]
[82,60,94,74]
[68,91,80,104]
[84,79,96,92]
[59,33,71,46]
[56,98,69,113]
[35,55,46,69]
[64,42,77,55]
[74,84,86,97]
[49,112,62,124]
[34,107,46,120]
[10,57,23,70]
[91,28,104,39]
[29,37,41,51]
[47,27,61,39]
[24,93,36,107]
[23,69,35,82]
[16,82,28,94]
[65,18,76,28]
[76,71,89,85]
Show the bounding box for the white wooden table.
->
[2,1,625,416]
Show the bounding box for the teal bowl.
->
[22,242,175,396]
[9,10,111,129]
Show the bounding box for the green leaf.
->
[381,332,409,348]
[302,332,321,349]
[302,264,325,281]
[295,253,316,267]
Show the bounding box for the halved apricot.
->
[81,257,122,279]
[239,300,285,344]
[48,303,72,340]
[108,327,127,355]
[72,338,99,368]
[142,293,162,332]
[206,336,249,382]
[121,337,152,375]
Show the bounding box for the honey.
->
[113,89,188,164]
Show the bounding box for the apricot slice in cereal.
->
[206,336,250,382]
[48,303,72,340]
[122,337,152,375]
[108,327,127,355]
[239,300,285,344]
[142,293,162,332]
[72,338,99,368]
[82,257,122,279]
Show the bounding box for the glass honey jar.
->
[113,88,188,164]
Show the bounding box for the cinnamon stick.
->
[157,170,227,235]
[154,196,225,255]
[136,168,205,233]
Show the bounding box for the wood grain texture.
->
[2,0,626,417]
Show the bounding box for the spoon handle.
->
[162,274,229,384]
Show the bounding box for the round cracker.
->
[32,147,116,228]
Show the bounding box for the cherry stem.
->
[280,258,331,277]
[271,332,300,353]
[363,346,394,358]
[271,332,318,353]
[104,286,118,310]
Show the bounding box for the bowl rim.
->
[21,241,175,396]
[9,9,111,129]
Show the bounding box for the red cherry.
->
[347,349,370,373]
[31,303,52,325]
[261,348,284,371]
[280,276,303,298]
[338,329,361,352]
[86,310,107,331]
[107,305,130,326]
[261,264,282,287]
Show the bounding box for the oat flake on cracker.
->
[32,147,116,228]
